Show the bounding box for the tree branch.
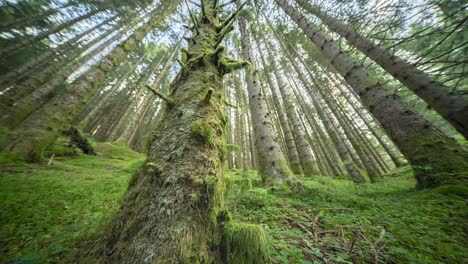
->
[145,84,175,106]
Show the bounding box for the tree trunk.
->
[296,0,468,138]
[1,17,136,128]
[233,74,250,176]
[79,1,268,262]
[291,43,407,168]
[1,9,103,57]
[0,15,118,91]
[0,2,76,30]
[277,0,468,187]
[0,14,134,120]
[237,4,292,185]
[264,45,320,176]
[257,51,303,175]
[78,47,152,129]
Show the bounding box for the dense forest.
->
[0,0,467,263]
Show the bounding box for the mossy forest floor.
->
[0,143,466,263]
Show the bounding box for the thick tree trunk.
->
[2,1,180,162]
[79,1,268,262]
[237,4,292,185]
[277,0,468,187]
[295,0,468,138]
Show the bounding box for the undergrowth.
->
[0,142,145,263]
[225,169,467,263]
[0,142,466,263]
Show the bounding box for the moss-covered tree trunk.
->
[295,0,468,138]
[276,0,468,188]
[80,1,268,263]
[237,1,292,185]
[1,1,180,162]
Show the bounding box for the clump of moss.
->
[191,120,215,145]
[65,126,96,155]
[225,144,240,152]
[222,222,269,264]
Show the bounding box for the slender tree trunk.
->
[0,2,76,30]
[0,15,133,119]
[2,1,181,162]
[119,42,179,143]
[264,45,320,176]
[80,1,268,262]
[292,75,365,182]
[106,52,170,142]
[237,4,292,185]
[233,75,250,176]
[0,15,118,90]
[296,0,468,138]
[277,0,468,187]
[78,48,152,129]
[290,42,407,168]
[1,9,103,57]
[258,51,303,175]
[0,17,138,128]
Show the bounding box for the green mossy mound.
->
[222,222,269,264]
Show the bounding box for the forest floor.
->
[0,143,466,263]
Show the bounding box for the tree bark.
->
[79,1,268,262]
[257,50,303,175]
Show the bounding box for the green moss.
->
[0,143,145,262]
[65,126,96,155]
[191,120,215,145]
[225,144,240,152]
[222,222,269,264]
[225,168,467,263]
[434,184,468,196]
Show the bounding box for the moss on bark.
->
[76,1,268,263]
